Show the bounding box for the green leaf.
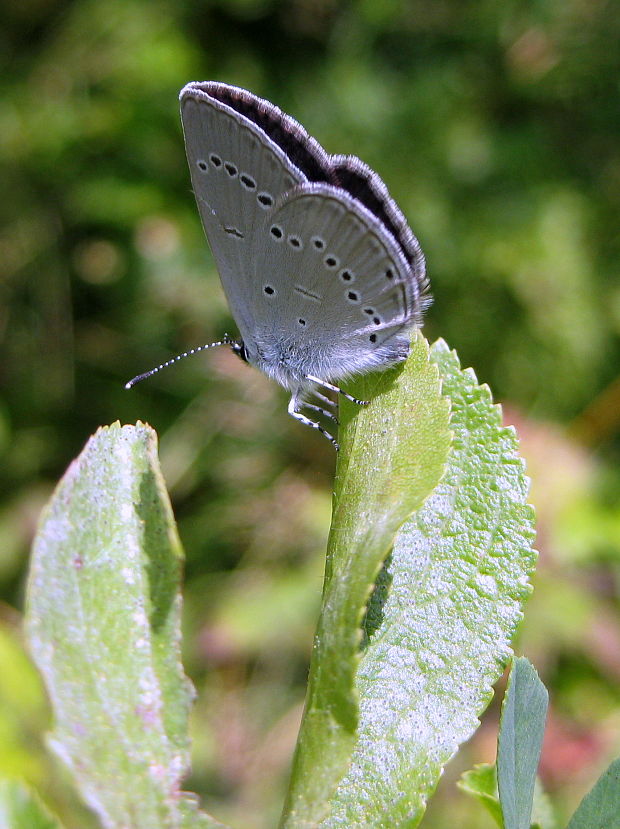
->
[282,337,537,827]
[320,341,536,827]
[566,757,620,829]
[281,333,451,826]
[498,658,549,829]
[25,423,225,829]
[530,778,557,829]
[458,764,504,827]
[460,666,555,829]
[458,766,556,829]
[0,779,62,829]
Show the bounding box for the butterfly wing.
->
[330,153,428,297]
[180,82,429,388]
[180,82,315,341]
[251,182,425,382]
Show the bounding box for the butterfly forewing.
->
[180,83,308,339]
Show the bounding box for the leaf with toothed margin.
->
[25,423,226,829]
[280,337,537,828]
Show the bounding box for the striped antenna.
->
[125,336,235,389]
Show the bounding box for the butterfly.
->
[127,82,429,448]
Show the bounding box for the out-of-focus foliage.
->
[0,1,618,827]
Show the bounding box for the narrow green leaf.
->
[323,340,537,827]
[25,423,225,829]
[498,658,549,829]
[281,333,451,826]
[566,757,620,829]
[458,764,504,827]
[0,779,62,829]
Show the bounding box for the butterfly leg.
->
[288,394,339,449]
[312,390,338,410]
[303,400,339,424]
[305,375,370,406]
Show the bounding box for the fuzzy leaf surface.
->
[25,423,224,829]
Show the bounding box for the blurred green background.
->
[1,0,619,826]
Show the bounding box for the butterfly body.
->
[178,81,429,445]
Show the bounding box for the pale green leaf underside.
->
[0,779,63,829]
[25,423,224,829]
[321,339,537,827]
[498,657,549,829]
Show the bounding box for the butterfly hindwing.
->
[251,183,420,379]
